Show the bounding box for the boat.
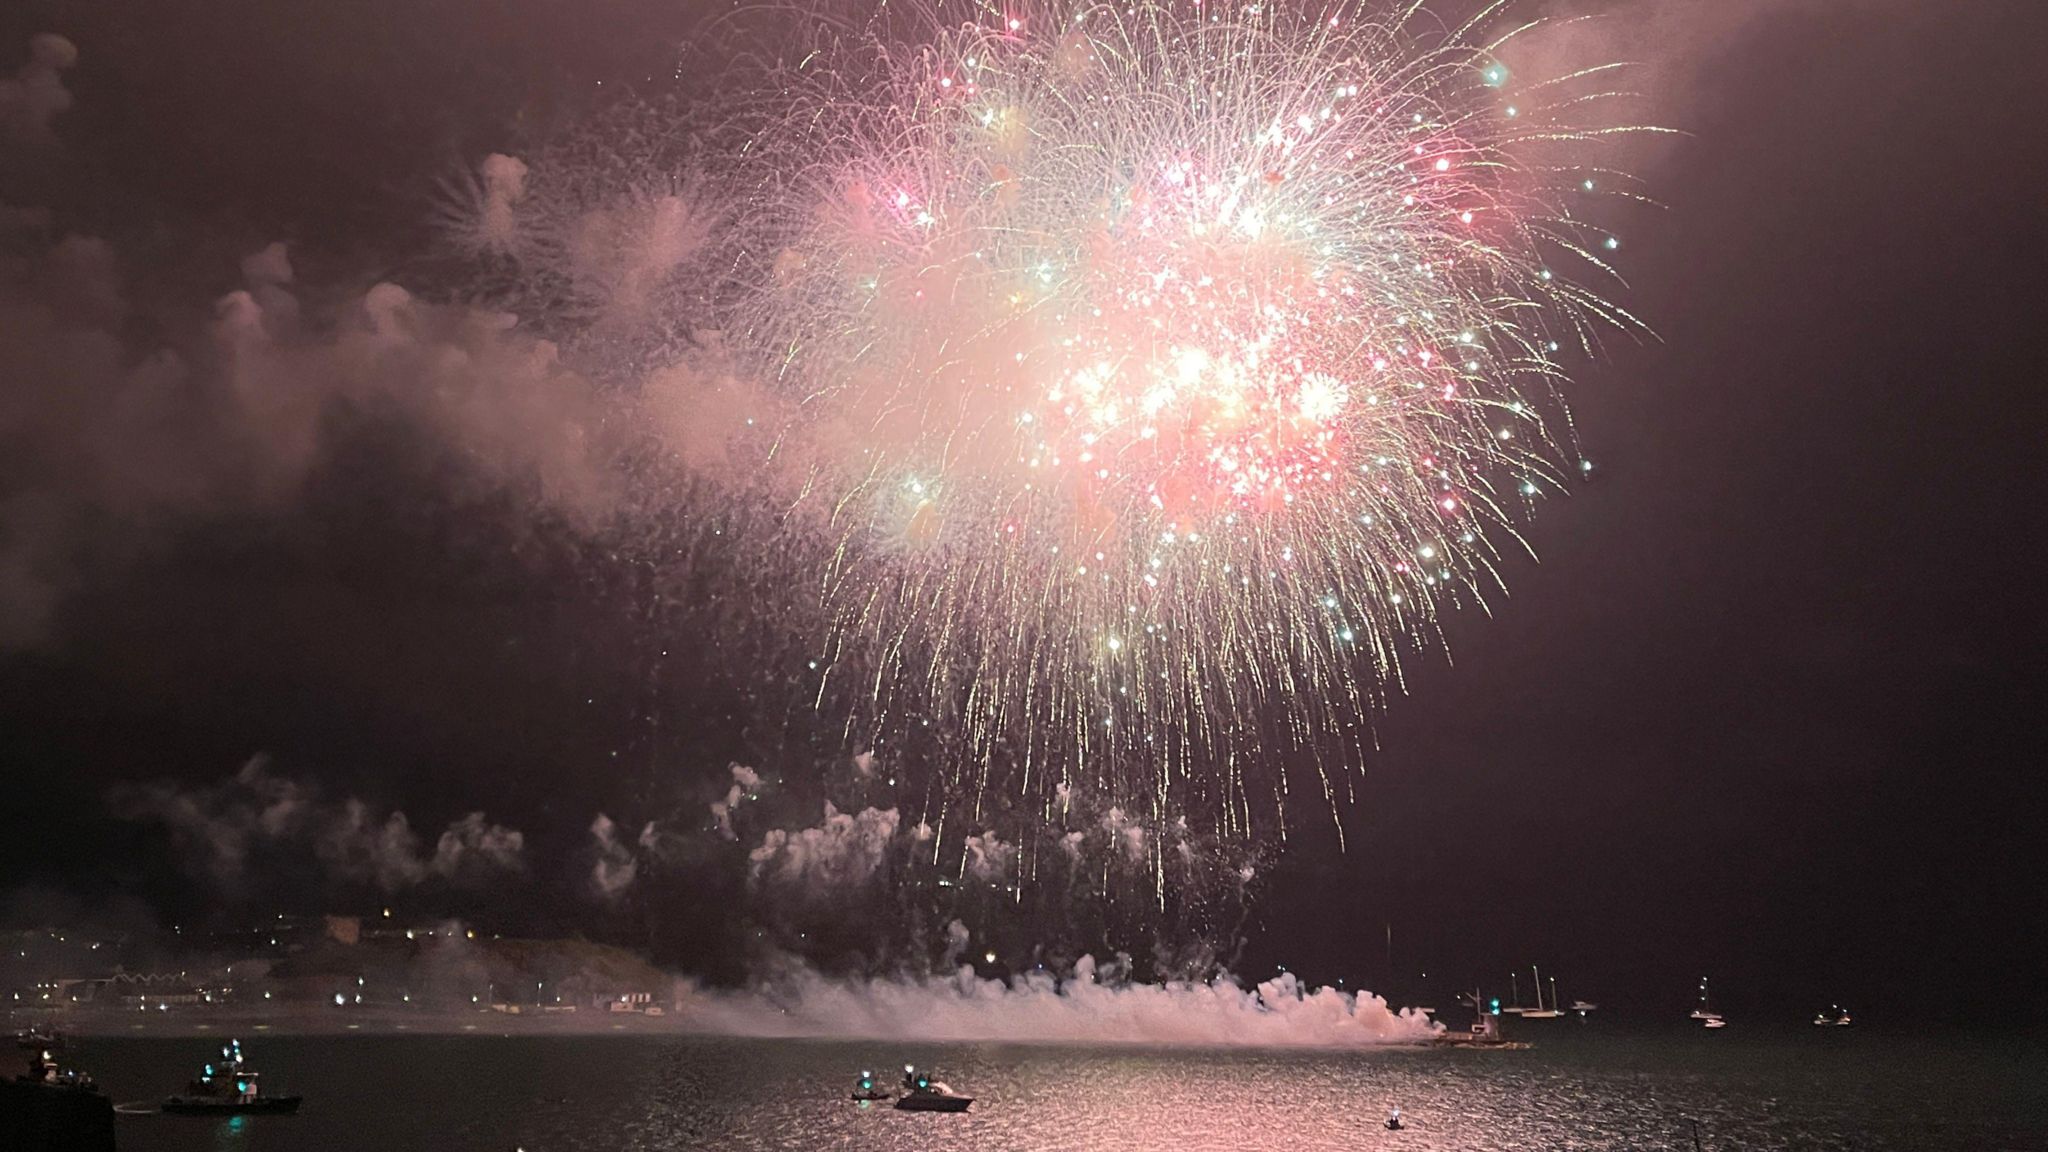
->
[850,1069,893,1102]
[17,1048,97,1094]
[13,1027,63,1051]
[1689,977,1724,1026]
[5,1049,112,1149]
[1812,1006,1853,1027]
[1520,967,1563,1019]
[1435,991,1532,1049]
[161,1038,302,1115]
[893,1065,972,1112]
[1569,1000,1599,1016]
[1385,1107,1405,1130]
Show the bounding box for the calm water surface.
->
[69,1028,2047,1151]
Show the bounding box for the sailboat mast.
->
[1532,965,1543,1012]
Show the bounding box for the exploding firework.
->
[687,0,1658,846]
[445,0,1658,862]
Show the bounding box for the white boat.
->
[1520,966,1562,1019]
[1690,978,1725,1026]
[1502,972,1526,1015]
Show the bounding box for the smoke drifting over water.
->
[674,957,1438,1046]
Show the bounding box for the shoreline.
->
[9,1008,1445,1047]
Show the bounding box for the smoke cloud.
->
[748,803,901,891]
[0,36,620,651]
[671,955,1438,1047]
[589,813,639,900]
[108,757,525,894]
[962,832,1017,884]
[708,763,762,841]
[1518,0,1918,140]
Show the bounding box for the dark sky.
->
[3,0,2045,1024]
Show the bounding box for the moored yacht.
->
[1436,991,1532,1049]
[1519,967,1563,1019]
[1689,977,1725,1026]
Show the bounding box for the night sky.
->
[3,0,2044,1025]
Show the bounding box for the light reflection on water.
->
[79,1030,2046,1151]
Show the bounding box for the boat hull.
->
[162,1096,302,1115]
[895,1095,972,1112]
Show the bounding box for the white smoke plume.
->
[670,955,1438,1047]
[1515,0,1925,148]
[108,757,524,893]
[0,35,620,650]
[437,153,531,260]
[636,816,685,862]
[318,801,439,892]
[1100,807,1148,864]
[961,832,1016,884]
[0,229,618,647]
[589,813,638,900]
[940,919,972,966]
[430,812,527,877]
[748,803,900,891]
[708,763,762,841]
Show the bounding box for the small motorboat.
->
[1385,1107,1404,1130]
[893,1065,972,1112]
[1812,1006,1853,1027]
[850,1069,893,1102]
[161,1038,302,1115]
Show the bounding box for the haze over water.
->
[79,1029,2048,1151]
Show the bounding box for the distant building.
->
[96,971,212,1009]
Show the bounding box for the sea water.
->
[71,1026,2047,1151]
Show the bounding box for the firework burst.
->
[635,0,1656,854]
